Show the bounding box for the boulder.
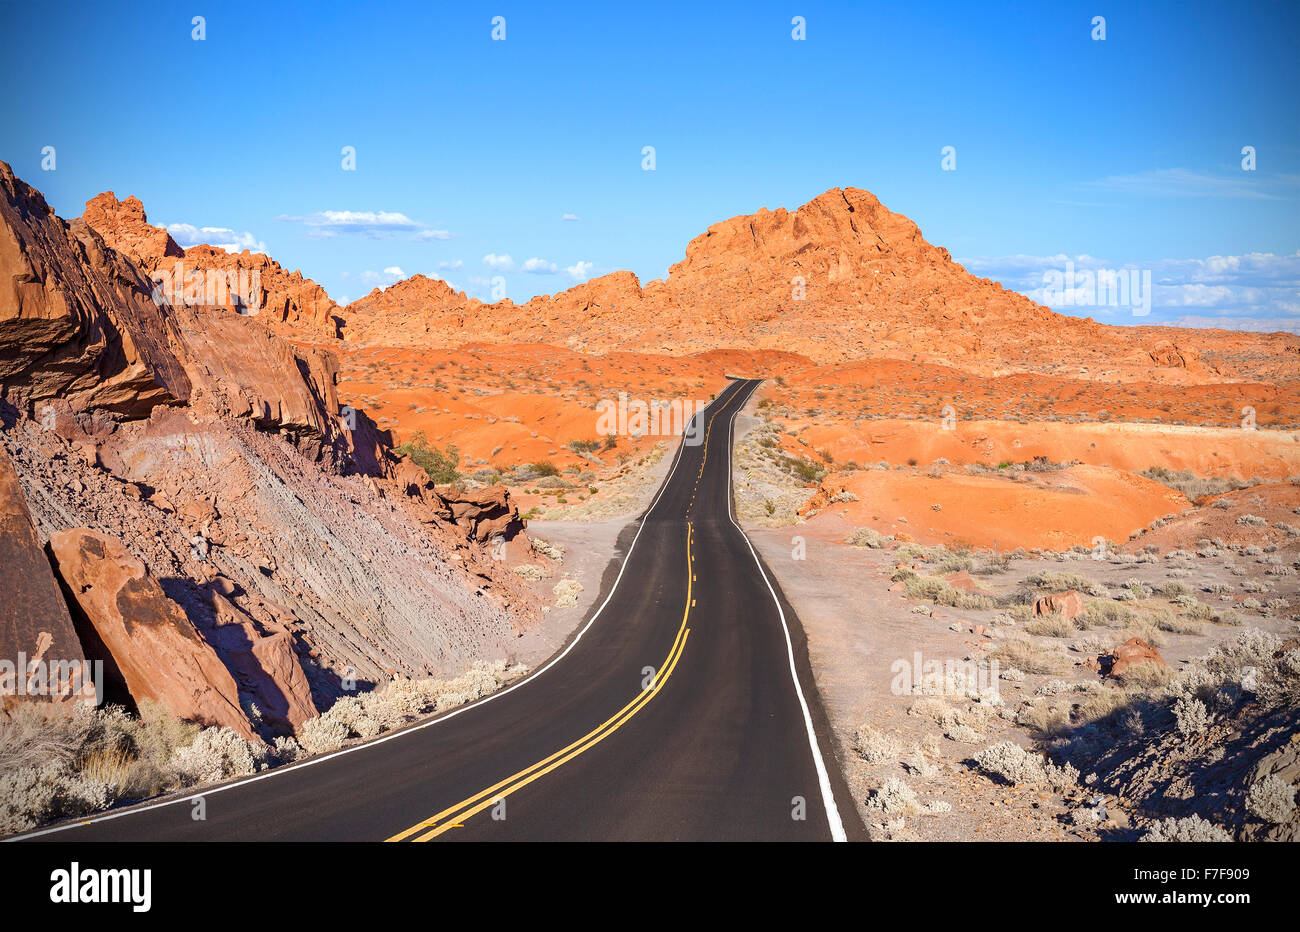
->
[205,589,317,729]
[0,445,94,708]
[1104,637,1166,679]
[47,528,256,740]
[437,485,526,543]
[945,569,978,593]
[1033,590,1084,619]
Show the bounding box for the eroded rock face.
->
[0,445,92,709]
[1,162,345,460]
[47,528,255,739]
[0,162,192,417]
[1033,590,1084,619]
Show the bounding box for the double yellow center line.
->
[387,521,699,841]
[387,381,750,841]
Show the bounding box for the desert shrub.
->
[0,701,206,835]
[171,727,268,785]
[972,741,1077,790]
[1081,600,1137,627]
[1152,610,1202,634]
[934,555,974,574]
[553,578,584,606]
[1024,615,1074,637]
[990,640,1069,675]
[296,715,349,755]
[1245,774,1296,824]
[530,460,560,477]
[395,431,461,484]
[1172,696,1211,736]
[853,725,899,765]
[847,527,886,549]
[1141,815,1232,842]
[866,777,919,814]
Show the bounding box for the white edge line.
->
[724,380,848,843]
[9,383,740,842]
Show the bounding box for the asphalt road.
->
[23,378,866,842]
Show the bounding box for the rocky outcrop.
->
[82,191,339,337]
[1,162,346,461]
[392,457,525,542]
[437,485,526,543]
[47,528,256,739]
[0,162,192,417]
[80,192,185,266]
[0,446,93,709]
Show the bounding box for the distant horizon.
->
[3,0,1296,330]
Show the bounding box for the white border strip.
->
[724,381,848,842]
[10,384,740,841]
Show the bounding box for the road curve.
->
[20,378,866,842]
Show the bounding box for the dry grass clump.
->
[0,700,274,836]
[989,640,1070,675]
[903,575,996,611]
[1024,571,1097,592]
[1024,614,1075,637]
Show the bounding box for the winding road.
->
[22,378,865,842]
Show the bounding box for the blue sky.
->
[2,0,1297,328]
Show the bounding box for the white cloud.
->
[167,222,266,254]
[522,257,558,274]
[437,259,464,270]
[1169,316,1300,334]
[562,213,581,222]
[565,260,594,280]
[482,253,514,270]
[1086,168,1300,201]
[358,267,407,288]
[957,250,1300,323]
[277,210,439,239]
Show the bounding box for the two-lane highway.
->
[21,378,865,842]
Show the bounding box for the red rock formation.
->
[80,192,185,265]
[1,161,537,706]
[0,446,94,710]
[47,528,256,739]
[82,192,339,337]
[334,185,1297,389]
[0,163,192,416]
[204,586,317,729]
